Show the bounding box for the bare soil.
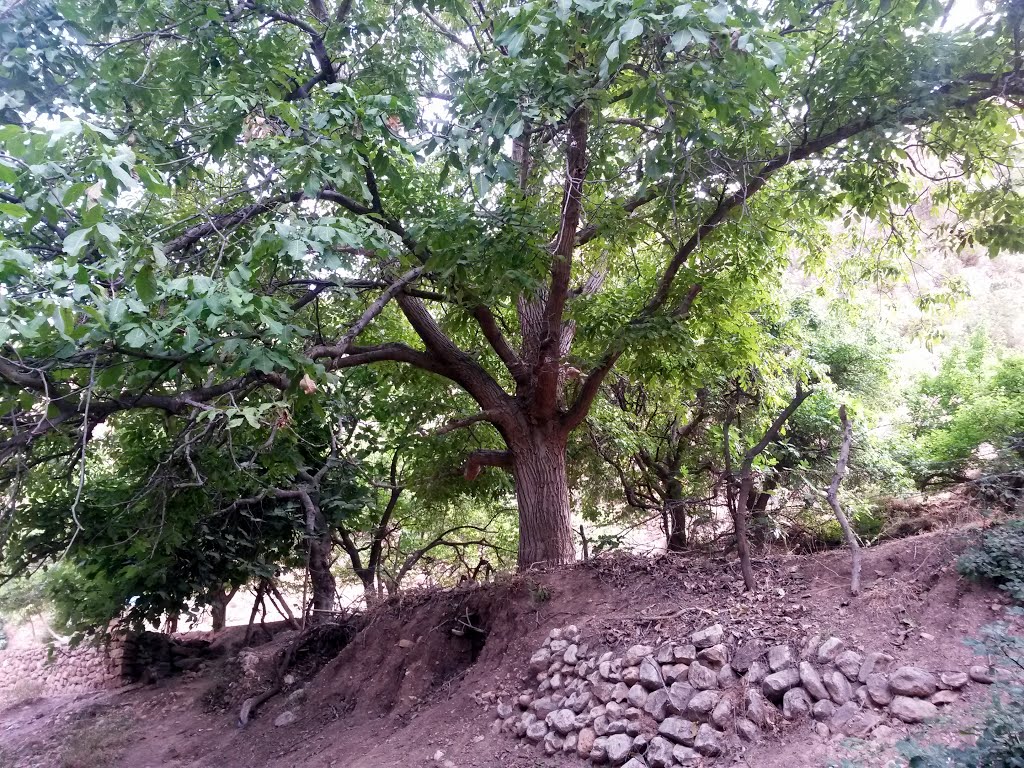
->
[1,527,1019,768]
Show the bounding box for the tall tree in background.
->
[1,0,1023,570]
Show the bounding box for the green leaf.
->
[620,18,644,42]
[124,326,147,347]
[62,228,92,258]
[136,265,158,305]
[0,202,28,219]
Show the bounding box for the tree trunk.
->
[666,480,687,552]
[828,404,861,596]
[355,569,378,608]
[512,431,575,567]
[734,474,757,591]
[308,535,336,621]
[209,586,236,632]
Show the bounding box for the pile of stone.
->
[492,623,996,767]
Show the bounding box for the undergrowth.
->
[900,610,1024,768]
[957,518,1024,602]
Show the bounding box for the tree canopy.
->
[2,0,1024,626]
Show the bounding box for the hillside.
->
[0,527,1019,768]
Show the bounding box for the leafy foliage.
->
[901,610,1024,768]
[958,519,1024,603]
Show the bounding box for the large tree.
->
[1,0,1022,568]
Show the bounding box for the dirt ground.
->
[0,528,1019,768]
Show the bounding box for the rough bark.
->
[511,430,575,567]
[827,404,861,596]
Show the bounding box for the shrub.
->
[958,519,1024,602]
[901,613,1024,767]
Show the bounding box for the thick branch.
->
[463,449,512,481]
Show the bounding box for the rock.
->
[873,724,898,744]
[625,645,654,666]
[931,690,959,706]
[286,688,306,705]
[273,710,297,727]
[564,645,579,665]
[732,640,766,673]
[612,682,630,702]
[667,682,695,714]
[691,624,724,649]
[577,727,596,757]
[594,682,616,703]
[830,701,859,731]
[811,699,834,721]
[858,651,895,683]
[783,687,811,719]
[687,690,721,721]
[544,732,564,755]
[673,745,701,764]
[655,643,674,664]
[550,639,569,653]
[866,673,893,706]
[717,664,738,688]
[745,660,768,684]
[813,722,830,740]
[802,634,822,660]
[889,667,938,697]
[688,661,719,690]
[646,736,675,768]
[594,714,611,736]
[564,732,578,753]
[606,733,632,763]
[843,710,885,738]
[659,716,698,745]
[590,736,608,763]
[711,697,732,729]
[694,724,723,756]
[663,663,687,684]
[674,644,697,663]
[891,695,939,723]
[627,684,647,708]
[817,637,845,663]
[621,666,641,686]
[526,721,548,741]
[631,734,647,750]
[799,661,830,700]
[969,665,996,684]
[530,648,552,672]
[639,657,665,690]
[744,689,769,727]
[533,696,558,718]
[644,688,671,721]
[940,672,969,690]
[835,650,864,681]
[496,702,513,719]
[768,644,795,671]
[602,720,626,741]
[622,759,646,768]
[697,644,729,668]
[564,625,580,641]
[549,708,576,735]
[736,717,760,743]
[763,667,802,700]
[825,670,853,704]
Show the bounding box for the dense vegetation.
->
[0,0,1023,634]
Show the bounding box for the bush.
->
[958,519,1024,602]
[901,613,1024,767]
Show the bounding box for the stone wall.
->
[0,638,127,696]
[0,630,192,697]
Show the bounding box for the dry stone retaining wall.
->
[492,622,999,767]
[0,630,201,697]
